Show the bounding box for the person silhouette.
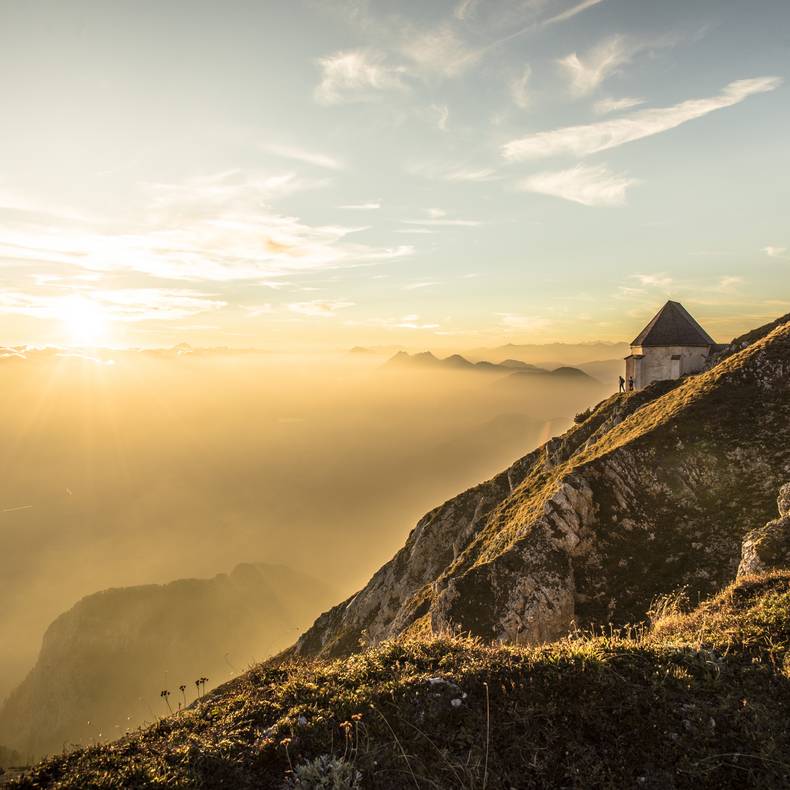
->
[619,375,625,392]
[628,376,634,391]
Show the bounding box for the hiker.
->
[628,376,634,391]
[619,375,625,392]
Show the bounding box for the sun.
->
[57,295,111,347]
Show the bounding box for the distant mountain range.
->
[466,341,630,366]
[384,351,596,381]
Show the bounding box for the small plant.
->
[647,586,690,627]
[159,690,172,714]
[194,676,209,698]
[573,407,592,424]
[285,754,362,789]
[179,684,187,708]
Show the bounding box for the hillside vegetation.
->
[10,571,790,789]
[291,315,790,659]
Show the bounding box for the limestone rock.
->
[778,483,790,517]
[738,483,790,577]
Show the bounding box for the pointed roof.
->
[632,301,715,347]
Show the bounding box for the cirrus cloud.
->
[314,49,408,105]
[518,163,636,206]
[288,300,355,317]
[0,289,226,323]
[0,171,414,284]
[503,77,782,161]
[593,96,645,115]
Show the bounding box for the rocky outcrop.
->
[0,564,335,759]
[739,483,790,577]
[291,314,790,661]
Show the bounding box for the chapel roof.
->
[631,301,715,347]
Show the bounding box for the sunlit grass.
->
[15,571,790,789]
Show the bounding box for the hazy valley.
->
[6,312,790,788]
[0,343,615,762]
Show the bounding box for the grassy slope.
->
[13,571,790,789]
[291,316,790,660]
[463,317,790,571]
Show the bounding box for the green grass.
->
[13,571,790,789]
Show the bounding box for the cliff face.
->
[293,315,790,659]
[0,564,334,759]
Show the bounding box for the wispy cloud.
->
[487,0,607,49]
[403,281,440,290]
[763,245,788,259]
[518,163,636,206]
[403,218,481,227]
[497,313,551,331]
[634,273,673,288]
[396,314,440,329]
[408,162,497,182]
[147,168,325,210]
[445,167,497,182]
[717,275,743,291]
[344,313,440,330]
[0,171,413,284]
[615,285,647,300]
[339,201,381,210]
[593,96,645,115]
[400,25,481,78]
[263,143,343,170]
[288,300,355,317]
[0,289,226,322]
[432,103,450,131]
[96,289,227,320]
[453,0,479,22]
[558,34,637,97]
[510,65,531,109]
[503,77,782,160]
[245,303,274,317]
[541,0,606,28]
[315,49,408,105]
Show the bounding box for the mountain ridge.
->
[384,350,598,381]
[290,313,790,659]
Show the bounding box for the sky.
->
[0,0,788,350]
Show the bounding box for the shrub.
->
[285,755,362,789]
